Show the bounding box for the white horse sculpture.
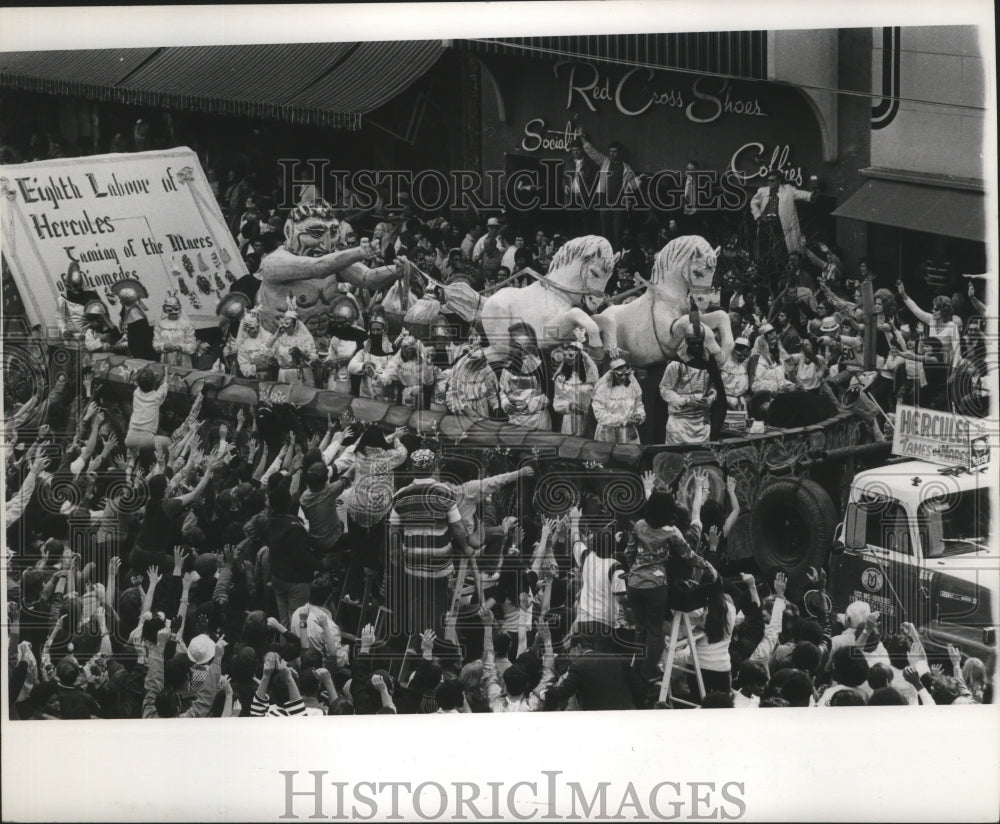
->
[594,235,734,367]
[480,235,615,360]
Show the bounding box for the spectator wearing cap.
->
[389,449,473,640]
[143,624,223,718]
[591,357,645,443]
[472,217,503,263]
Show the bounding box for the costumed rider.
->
[57,262,100,342]
[255,196,402,336]
[659,303,721,445]
[348,306,396,401]
[720,336,752,410]
[324,294,366,393]
[445,324,499,421]
[551,326,599,436]
[271,296,319,386]
[82,300,126,354]
[380,331,436,409]
[592,356,644,444]
[499,323,551,430]
[110,278,156,361]
[214,292,252,373]
[747,322,794,394]
[153,291,198,367]
[428,319,463,412]
[233,305,275,380]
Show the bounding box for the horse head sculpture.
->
[480,234,614,359]
[650,235,721,314]
[594,235,733,367]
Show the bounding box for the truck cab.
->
[829,459,997,661]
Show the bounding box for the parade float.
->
[3,148,984,627]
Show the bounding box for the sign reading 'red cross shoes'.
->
[0,148,247,332]
[892,404,991,469]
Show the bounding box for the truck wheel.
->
[751,478,838,578]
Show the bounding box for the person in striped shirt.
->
[389,449,474,642]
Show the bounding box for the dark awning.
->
[0,48,160,101]
[832,176,987,243]
[0,41,445,129]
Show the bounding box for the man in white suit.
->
[750,171,816,268]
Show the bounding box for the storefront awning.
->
[0,41,445,129]
[0,48,160,101]
[832,176,987,243]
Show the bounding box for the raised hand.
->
[146,566,162,588]
[706,525,721,551]
[902,666,922,689]
[641,470,656,499]
[947,644,963,674]
[420,629,436,653]
[773,571,787,599]
[371,674,390,694]
[360,623,376,652]
[805,566,827,590]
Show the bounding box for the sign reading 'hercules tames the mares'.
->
[0,148,246,332]
[891,404,991,468]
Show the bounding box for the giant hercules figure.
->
[256,199,401,337]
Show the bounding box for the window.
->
[919,488,991,558]
[858,493,912,555]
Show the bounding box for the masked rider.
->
[348,307,396,401]
[57,263,100,342]
[445,325,499,420]
[660,310,719,445]
[153,291,198,367]
[324,296,366,392]
[380,332,436,409]
[271,297,319,386]
[111,278,156,361]
[234,307,276,379]
[592,356,645,444]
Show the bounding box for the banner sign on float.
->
[0,148,247,331]
[892,404,991,469]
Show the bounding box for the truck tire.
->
[751,478,838,578]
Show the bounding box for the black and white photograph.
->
[1,2,997,821]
